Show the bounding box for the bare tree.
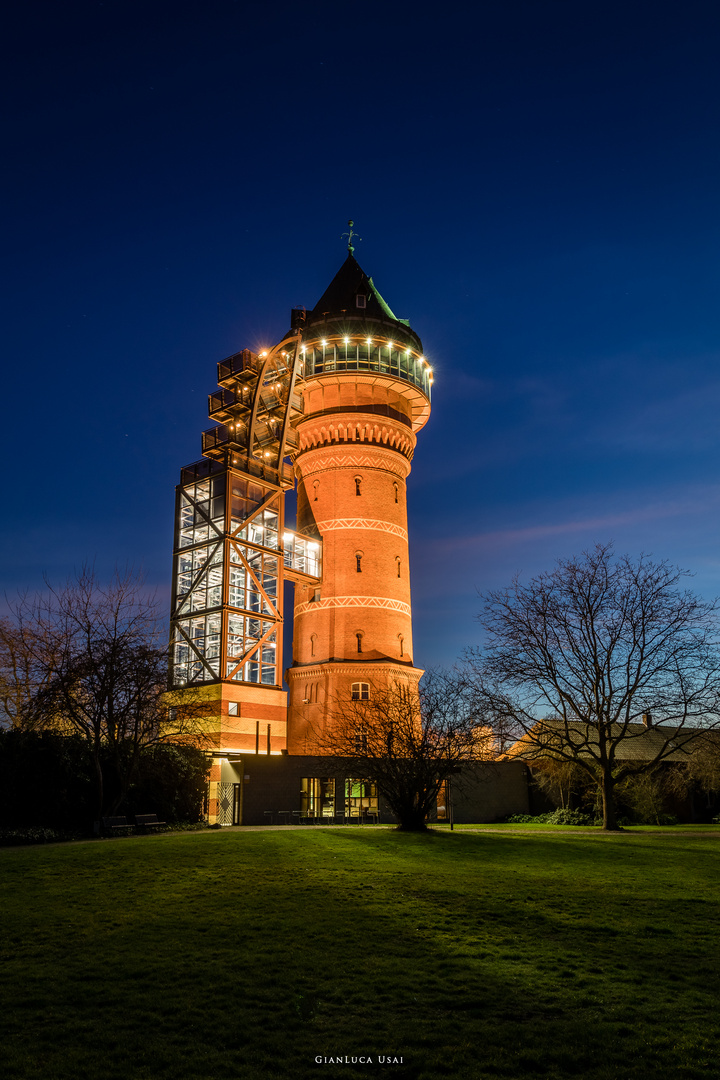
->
[465,545,720,830]
[6,568,210,823]
[665,732,720,818]
[317,670,489,832]
[0,611,59,730]
[530,758,591,811]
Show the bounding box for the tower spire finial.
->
[341,219,361,254]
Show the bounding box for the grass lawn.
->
[2,826,719,1080]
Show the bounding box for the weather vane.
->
[342,219,362,254]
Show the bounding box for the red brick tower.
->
[286,248,432,751]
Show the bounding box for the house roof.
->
[506,720,720,764]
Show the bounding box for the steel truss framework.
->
[170,332,321,689]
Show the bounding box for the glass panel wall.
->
[301,777,335,818]
[301,341,431,398]
[170,465,284,689]
[283,530,321,578]
[172,612,222,684]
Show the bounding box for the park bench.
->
[135,813,166,833]
[101,816,133,836]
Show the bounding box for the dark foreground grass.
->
[1,827,719,1080]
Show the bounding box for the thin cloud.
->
[433,489,720,552]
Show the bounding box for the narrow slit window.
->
[394,482,399,503]
[398,635,404,658]
[356,632,363,654]
[356,552,363,573]
[355,477,362,496]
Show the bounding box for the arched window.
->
[398,634,404,658]
[393,481,399,504]
[356,632,363,654]
[312,480,319,502]
[356,551,363,573]
[351,682,370,701]
[310,634,316,657]
[354,476,362,496]
[395,556,401,578]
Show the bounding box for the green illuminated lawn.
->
[2,827,719,1080]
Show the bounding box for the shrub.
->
[544,808,597,826]
[124,744,210,823]
[506,810,598,826]
[0,827,68,847]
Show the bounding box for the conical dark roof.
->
[310,254,405,324]
[286,253,422,352]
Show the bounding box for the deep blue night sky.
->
[3,0,720,670]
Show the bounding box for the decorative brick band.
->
[295,450,412,481]
[295,595,412,617]
[296,419,415,460]
[314,518,408,541]
[287,662,423,681]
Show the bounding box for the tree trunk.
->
[600,769,622,831]
[92,749,104,828]
[396,818,429,832]
[394,802,429,831]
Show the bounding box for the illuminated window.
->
[301,777,335,817]
[351,682,369,701]
[345,779,378,818]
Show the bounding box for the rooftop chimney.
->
[642,712,653,728]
